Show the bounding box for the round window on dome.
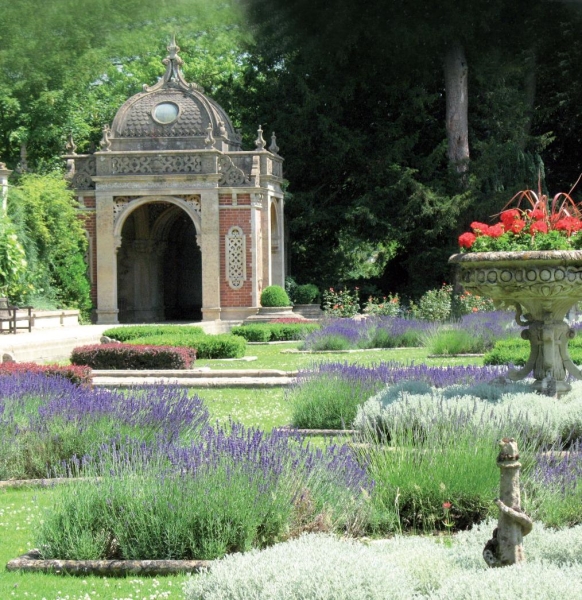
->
[152,102,180,125]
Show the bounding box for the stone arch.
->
[113,195,201,240]
[116,196,203,322]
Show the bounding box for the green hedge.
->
[231,322,320,342]
[127,333,247,359]
[484,335,582,366]
[102,325,205,342]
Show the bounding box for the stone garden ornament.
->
[450,176,582,395]
[483,438,533,567]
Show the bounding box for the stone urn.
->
[449,250,582,395]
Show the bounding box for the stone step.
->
[92,368,296,378]
[93,376,295,388]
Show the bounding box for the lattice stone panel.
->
[226,226,246,289]
[111,154,203,175]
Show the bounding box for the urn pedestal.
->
[450,251,582,395]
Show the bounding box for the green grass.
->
[0,487,187,600]
[194,342,483,371]
[197,387,291,431]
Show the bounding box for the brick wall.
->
[219,194,253,307]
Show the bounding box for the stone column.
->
[271,196,285,287]
[0,163,12,213]
[95,193,119,324]
[200,190,221,321]
[261,194,272,288]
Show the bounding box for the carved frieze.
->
[111,154,203,175]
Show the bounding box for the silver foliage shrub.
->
[354,380,582,444]
[183,522,582,600]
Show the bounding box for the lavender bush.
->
[525,442,582,527]
[300,316,432,351]
[35,424,372,560]
[287,361,509,429]
[0,373,209,479]
[425,311,518,355]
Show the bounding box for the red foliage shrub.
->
[0,362,93,386]
[71,343,196,370]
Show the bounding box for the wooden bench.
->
[0,297,33,333]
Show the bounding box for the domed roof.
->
[109,38,241,151]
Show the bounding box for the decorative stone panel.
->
[226,226,246,289]
[113,196,139,222]
[71,156,96,189]
[218,156,248,187]
[110,154,203,175]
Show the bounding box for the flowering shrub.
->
[301,316,430,351]
[362,293,400,316]
[0,362,92,386]
[455,290,496,314]
[287,362,509,429]
[71,343,196,369]
[322,287,360,317]
[409,284,453,321]
[458,179,582,252]
[0,373,209,479]
[36,424,372,560]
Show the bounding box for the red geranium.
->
[458,232,476,248]
[487,223,504,238]
[530,221,549,235]
[470,222,490,235]
[510,219,526,234]
[500,209,520,228]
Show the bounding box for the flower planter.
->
[292,303,323,319]
[450,250,582,395]
[245,306,303,323]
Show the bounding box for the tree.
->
[237,0,582,296]
[8,174,91,313]
[0,0,248,169]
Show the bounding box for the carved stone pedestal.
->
[450,251,582,395]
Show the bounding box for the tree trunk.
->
[444,42,470,176]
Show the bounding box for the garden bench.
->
[0,297,33,333]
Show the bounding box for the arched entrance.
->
[117,201,202,323]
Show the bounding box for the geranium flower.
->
[500,209,521,228]
[528,209,547,221]
[470,222,489,235]
[487,223,504,238]
[510,219,526,234]
[458,232,476,248]
[555,217,582,235]
[530,221,549,235]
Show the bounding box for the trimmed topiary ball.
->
[260,285,291,307]
[294,283,320,304]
